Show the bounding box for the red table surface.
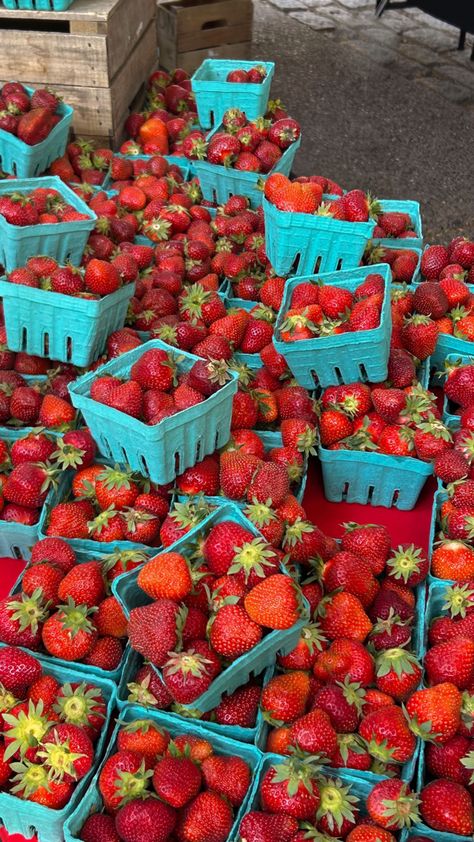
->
[0,461,436,842]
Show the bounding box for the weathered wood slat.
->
[0,0,122,22]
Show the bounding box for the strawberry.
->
[314,639,374,686]
[137,552,192,601]
[163,644,220,703]
[202,520,256,576]
[57,560,105,607]
[426,734,472,785]
[38,722,94,782]
[359,705,416,763]
[421,244,450,279]
[407,682,462,743]
[420,779,474,835]
[42,601,97,662]
[239,812,298,842]
[201,754,251,807]
[127,599,179,667]
[4,462,58,509]
[318,592,372,641]
[126,664,173,710]
[80,814,120,842]
[244,574,300,629]
[152,754,201,808]
[314,678,364,732]
[9,760,73,808]
[131,348,175,391]
[261,671,310,723]
[289,707,338,759]
[22,561,64,604]
[99,750,152,812]
[323,550,379,608]
[0,646,41,697]
[209,604,261,658]
[0,590,48,649]
[117,718,169,761]
[214,681,261,727]
[425,637,474,689]
[260,757,321,819]
[374,648,422,700]
[176,791,233,842]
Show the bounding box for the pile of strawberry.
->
[125,652,266,724]
[45,461,170,546]
[372,208,418,240]
[264,174,379,220]
[279,272,384,342]
[230,366,316,438]
[443,358,474,421]
[392,280,474,353]
[226,64,268,83]
[175,423,313,507]
[7,254,137,298]
[127,515,307,705]
[364,243,420,284]
[405,583,474,835]
[317,373,454,469]
[88,346,233,424]
[105,152,185,192]
[49,137,113,186]
[0,187,90,227]
[239,760,421,842]
[0,535,141,671]
[0,82,63,146]
[430,479,474,580]
[0,645,109,809]
[0,427,95,525]
[0,365,78,430]
[183,108,301,174]
[121,68,197,157]
[421,238,474,284]
[80,719,252,842]
[261,522,427,775]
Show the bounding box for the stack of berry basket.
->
[0,58,471,842]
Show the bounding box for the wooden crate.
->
[157,0,252,74]
[0,0,158,148]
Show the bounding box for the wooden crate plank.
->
[0,0,120,22]
[176,0,252,35]
[107,0,156,80]
[0,30,109,87]
[170,41,251,74]
[178,21,252,52]
[110,20,158,133]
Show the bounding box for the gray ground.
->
[250,0,474,242]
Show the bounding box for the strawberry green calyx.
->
[270,756,322,797]
[143,217,172,241]
[164,650,213,680]
[127,673,160,707]
[336,733,367,765]
[0,684,17,716]
[378,783,421,828]
[171,703,203,719]
[114,759,153,804]
[54,682,105,728]
[280,312,318,336]
[340,426,378,453]
[443,583,474,618]
[37,737,86,782]
[51,439,87,470]
[121,508,156,533]
[417,415,453,442]
[227,361,253,386]
[179,283,211,320]
[337,676,366,713]
[386,544,425,584]
[3,700,53,761]
[206,359,231,387]
[100,549,149,577]
[284,518,315,547]
[300,623,328,654]
[153,324,178,346]
[296,426,318,456]
[228,536,277,583]
[370,608,409,638]
[56,598,97,638]
[375,647,421,679]
[10,760,52,798]
[244,499,278,529]
[461,750,474,784]
[170,498,212,528]
[87,505,119,536]
[461,691,474,733]
[96,465,136,491]
[364,735,399,763]
[6,588,50,633]
[405,709,440,743]
[315,776,359,833]
[370,759,397,777]
[367,192,382,220]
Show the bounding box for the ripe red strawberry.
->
[421,244,450,279]
[261,671,310,723]
[38,722,94,782]
[424,637,474,689]
[80,814,120,842]
[244,574,301,629]
[163,644,220,703]
[260,757,321,819]
[426,734,472,785]
[214,681,261,727]
[152,754,201,807]
[99,750,152,812]
[201,754,250,807]
[42,601,97,661]
[246,461,289,507]
[22,562,64,604]
[176,791,233,842]
[318,592,372,641]
[401,314,438,359]
[127,599,179,667]
[209,604,261,658]
[288,707,338,760]
[0,646,42,696]
[239,812,298,842]
[359,705,416,763]
[420,779,474,835]
[84,259,121,295]
[406,682,462,743]
[375,648,422,700]
[0,591,47,650]
[131,348,175,391]
[57,560,105,607]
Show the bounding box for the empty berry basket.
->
[194,128,301,209]
[0,646,116,842]
[0,278,136,367]
[0,176,96,272]
[263,196,376,276]
[319,446,434,511]
[112,502,307,712]
[63,703,262,842]
[273,263,392,389]
[68,339,239,485]
[191,59,275,128]
[0,84,73,178]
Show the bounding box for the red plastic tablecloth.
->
[0,462,436,842]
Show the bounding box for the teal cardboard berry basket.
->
[2,0,74,8]
[112,502,307,713]
[0,176,96,272]
[191,59,275,129]
[273,263,392,389]
[7,547,140,682]
[234,754,413,842]
[193,131,301,209]
[0,84,73,177]
[68,339,239,485]
[263,195,376,277]
[116,646,272,748]
[372,198,423,250]
[38,459,163,555]
[0,279,135,366]
[63,702,263,842]
[177,430,308,508]
[0,644,116,842]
